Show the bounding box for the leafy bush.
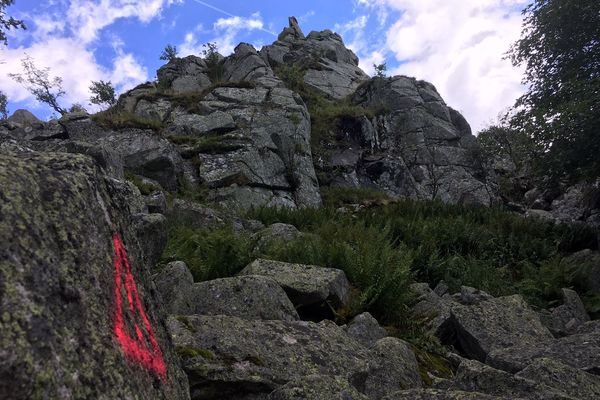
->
[247,199,597,312]
[161,224,254,282]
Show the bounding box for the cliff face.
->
[1,17,494,208]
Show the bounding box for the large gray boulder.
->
[6,108,42,126]
[192,275,299,321]
[487,325,600,374]
[363,337,423,399]
[157,55,212,95]
[451,359,575,400]
[167,315,373,399]
[516,358,600,400]
[438,295,554,362]
[409,283,452,336]
[0,151,189,399]
[267,375,368,400]
[238,259,352,309]
[153,261,196,315]
[261,17,369,99]
[539,288,590,336]
[344,312,388,348]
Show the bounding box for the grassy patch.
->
[246,200,597,314]
[92,110,164,132]
[161,224,254,282]
[274,65,384,156]
[162,194,598,344]
[143,80,257,114]
[124,172,160,195]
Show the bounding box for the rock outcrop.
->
[315,76,495,205]
[260,17,370,99]
[0,150,189,399]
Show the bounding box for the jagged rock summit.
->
[1,16,494,208]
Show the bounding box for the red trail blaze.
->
[112,233,167,379]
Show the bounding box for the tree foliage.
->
[373,62,387,78]
[478,123,533,171]
[89,80,116,107]
[0,0,26,45]
[508,0,600,182]
[160,44,178,62]
[9,56,67,115]
[0,90,8,119]
[202,42,223,82]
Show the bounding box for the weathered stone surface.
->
[438,295,554,362]
[267,375,368,400]
[516,358,600,400]
[261,18,369,99]
[145,191,168,214]
[222,43,281,88]
[344,312,387,348]
[0,151,189,400]
[487,327,600,374]
[131,212,168,270]
[364,337,423,399]
[452,286,494,305]
[157,55,212,95]
[167,198,265,233]
[192,275,299,321]
[540,288,590,336]
[451,359,573,400]
[382,389,519,400]
[154,261,196,315]
[97,130,184,192]
[326,76,496,206]
[410,283,452,335]
[252,223,304,252]
[167,315,372,400]
[169,110,236,136]
[238,259,352,309]
[7,109,42,126]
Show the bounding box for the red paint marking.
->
[113,233,167,379]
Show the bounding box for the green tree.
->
[202,42,223,82]
[373,62,387,78]
[477,123,532,171]
[0,90,8,119]
[160,44,178,62]
[9,56,67,115]
[89,80,116,107]
[508,0,600,182]
[1,0,26,45]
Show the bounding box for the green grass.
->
[143,80,257,114]
[274,65,386,157]
[124,172,161,195]
[161,186,599,343]
[171,135,245,158]
[92,110,164,131]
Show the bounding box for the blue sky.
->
[0,0,530,131]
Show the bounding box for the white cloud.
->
[0,38,148,114]
[0,0,175,116]
[67,0,181,44]
[179,13,266,57]
[356,0,528,132]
